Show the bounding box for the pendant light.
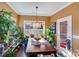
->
[35,6,38,20]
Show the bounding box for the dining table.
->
[26,39,57,57]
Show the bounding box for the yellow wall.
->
[72,39,79,51]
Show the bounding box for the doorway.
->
[57,16,72,56]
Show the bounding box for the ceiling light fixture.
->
[35,6,38,20]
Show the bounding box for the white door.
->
[57,16,72,52]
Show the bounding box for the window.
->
[24,20,45,36]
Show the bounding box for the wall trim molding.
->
[6,2,20,15]
[73,35,79,39]
[51,2,74,16]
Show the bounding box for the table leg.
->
[54,52,57,57]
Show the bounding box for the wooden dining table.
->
[26,39,57,57]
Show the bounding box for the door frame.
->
[56,16,72,54]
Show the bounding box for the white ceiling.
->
[7,2,73,16]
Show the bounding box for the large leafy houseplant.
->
[0,9,17,43]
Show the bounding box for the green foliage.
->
[46,27,54,44]
[46,27,52,36]
[0,9,17,43]
[16,27,24,37]
[6,48,16,57]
